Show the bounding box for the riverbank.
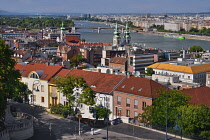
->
[139,31,210,41]
[74,20,210,41]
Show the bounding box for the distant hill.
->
[0,10,20,15]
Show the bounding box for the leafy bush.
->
[51,103,71,118]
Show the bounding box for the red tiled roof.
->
[181,86,210,106]
[15,63,63,81]
[115,76,167,98]
[49,69,71,83]
[67,42,110,47]
[66,36,80,43]
[110,57,127,64]
[66,69,125,93]
[15,63,27,71]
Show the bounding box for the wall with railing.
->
[6,112,34,140]
[0,129,10,140]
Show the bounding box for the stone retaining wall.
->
[0,129,10,140]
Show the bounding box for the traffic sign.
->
[77,114,82,119]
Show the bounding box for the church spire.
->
[60,22,65,30]
[123,22,131,45]
[113,23,120,37]
[113,23,121,46]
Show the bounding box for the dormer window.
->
[30,73,39,79]
[138,88,142,91]
[131,87,134,90]
[90,85,96,88]
[121,85,125,88]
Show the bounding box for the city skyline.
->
[1,0,210,14]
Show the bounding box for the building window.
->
[64,101,69,106]
[117,96,121,105]
[134,112,138,117]
[126,110,130,117]
[188,76,190,79]
[41,85,44,92]
[134,100,138,109]
[33,95,36,102]
[30,73,39,79]
[126,98,130,107]
[41,97,44,102]
[52,86,56,93]
[142,101,146,110]
[117,108,122,116]
[25,82,28,86]
[80,103,83,109]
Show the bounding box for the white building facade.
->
[21,71,49,108]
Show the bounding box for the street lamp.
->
[173,112,182,140]
[97,95,109,140]
[31,80,41,105]
[165,81,170,140]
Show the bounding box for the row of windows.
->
[117,96,147,109]
[25,82,44,92]
[32,95,44,103]
[156,71,206,79]
[117,109,139,117]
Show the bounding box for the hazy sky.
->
[1,0,210,14]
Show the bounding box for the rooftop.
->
[147,58,210,74]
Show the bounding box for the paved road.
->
[11,102,182,140]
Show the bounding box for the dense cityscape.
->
[1,1,210,140]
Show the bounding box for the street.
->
[11,102,182,140]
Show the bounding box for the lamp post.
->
[165,81,170,140]
[173,111,182,140]
[97,95,109,140]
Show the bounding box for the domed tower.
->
[60,22,66,42]
[123,23,131,45]
[113,23,121,46]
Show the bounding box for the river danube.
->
[74,21,210,51]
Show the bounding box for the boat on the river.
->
[164,34,185,39]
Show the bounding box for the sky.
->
[1,0,210,14]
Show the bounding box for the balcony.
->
[50,92,57,97]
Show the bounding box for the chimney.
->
[126,72,130,78]
[97,69,101,73]
[46,62,50,66]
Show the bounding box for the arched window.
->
[30,73,39,79]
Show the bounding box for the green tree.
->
[70,54,86,68]
[178,105,210,139]
[91,105,111,120]
[0,39,20,120]
[189,45,203,52]
[79,87,95,106]
[81,38,86,42]
[53,75,95,109]
[145,68,154,76]
[14,82,31,103]
[142,89,190,127]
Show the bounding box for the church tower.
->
[60,22,66,42]
[113,23,121,46]
[123,23,131,45]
